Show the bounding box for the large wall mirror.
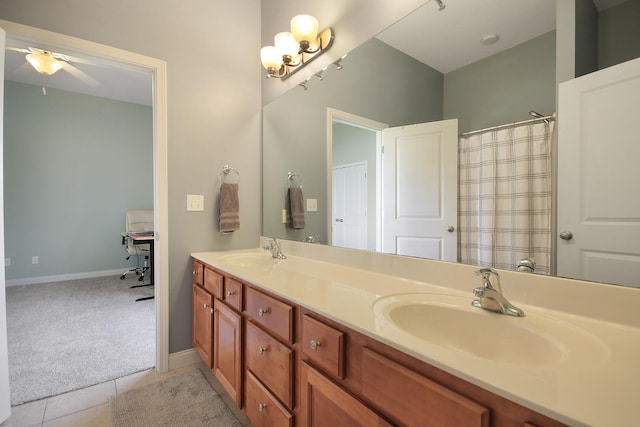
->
[263,0,640,287]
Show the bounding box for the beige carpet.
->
[110,369,242,426]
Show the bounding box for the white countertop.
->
[192,239,640,427]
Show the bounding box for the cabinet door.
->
[192,284,213,367]
[299,362,392,427]
[213,299,243,406]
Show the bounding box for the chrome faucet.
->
[472,268,524,317]
[263,238,286,259]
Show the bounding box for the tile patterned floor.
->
[2,361,251,427]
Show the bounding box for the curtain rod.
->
[459,114,556,137]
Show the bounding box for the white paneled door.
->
[0,26,12,424]
[332,162,368,250]
[557,57,640,287]
[381,119,458,261]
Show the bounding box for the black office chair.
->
[120,210,154,283]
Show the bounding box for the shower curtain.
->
[458,121,554,275]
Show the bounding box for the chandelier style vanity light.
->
[260,14,334,79]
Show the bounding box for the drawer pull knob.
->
[309,340,322,351]
[258,346,269,355]
[226,291,235,296]
[258,403,267,412]
[258,307,271,316]
[192,270,196,276]
[203,303,209,309]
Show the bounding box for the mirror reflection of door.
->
[330,110,458,261]
[557,57,640,287]
[332,162,368,250]
[381,119,458,262]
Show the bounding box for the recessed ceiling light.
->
[480,34,500,45]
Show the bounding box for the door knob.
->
[447,226,455,232]
[560,231,573,241]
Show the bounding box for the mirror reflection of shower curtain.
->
[458,122,554,274]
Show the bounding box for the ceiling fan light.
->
[26,52,63,76]
[290,15,319,46]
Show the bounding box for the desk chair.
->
[120,210,154,284]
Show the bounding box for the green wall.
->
[599,0,640,69]
[4,81,152,282]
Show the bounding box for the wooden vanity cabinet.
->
[192,260,244,406]
[192,258,569,427]
[213,298,242,406]
[244,286,297,426]
[192,283,213,367]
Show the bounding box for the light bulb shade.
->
[26,52,63,76]
[274,32,299,58]
[290,14,319,44]
[260,46,283,70]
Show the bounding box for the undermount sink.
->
[373,293,607,367]
[218,251,279,267]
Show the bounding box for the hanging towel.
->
[219,183,240,233]
[288,187,305,229]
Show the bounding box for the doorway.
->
[0,20,169,410]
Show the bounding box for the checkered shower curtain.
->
[458,122,554,275]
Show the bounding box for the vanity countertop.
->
[192,241,640,427]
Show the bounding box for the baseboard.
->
[168,348,202,371]
[5,269,128,287]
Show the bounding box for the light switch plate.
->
[307,198,318,212]
[187,194,204,212]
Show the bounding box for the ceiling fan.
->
[6,46,100,93]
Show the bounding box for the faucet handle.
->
[474,268,500,290]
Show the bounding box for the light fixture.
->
[434,0,446,11]
[26,51,63,76]
[261,14,334,79]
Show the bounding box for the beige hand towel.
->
[219,183,240,233]
[288,187,305,229]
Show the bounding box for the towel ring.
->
[220,165,240,184]
[288,172,303,189]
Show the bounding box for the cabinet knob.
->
[258,307,271,316]
[226,291,235,297]
[192,270,196,276]
[203,303,209,309]
[309,340,322,351]
[258,403,267,412]
[258,346,268,355]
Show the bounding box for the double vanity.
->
[191,237,640,426]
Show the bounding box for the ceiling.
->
[3,0,623,105]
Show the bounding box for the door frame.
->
[327,108,387,248]
[0,19,170,373]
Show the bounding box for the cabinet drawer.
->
[245,370,293,427]
[245,287,294,343]
[246,321,294,409]
[301,314,345,379]
[203,265,223,298]
[362,347,490,427]
[223,276,243,312]
[192,259,204,287]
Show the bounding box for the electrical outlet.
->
[187,194,204,212]
[5,258,10,267]
[32,256,39,265]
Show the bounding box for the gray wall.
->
[262,37,444,243]
[444,31,557,134]
[4,81,152,281]
[0,0,262,354]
